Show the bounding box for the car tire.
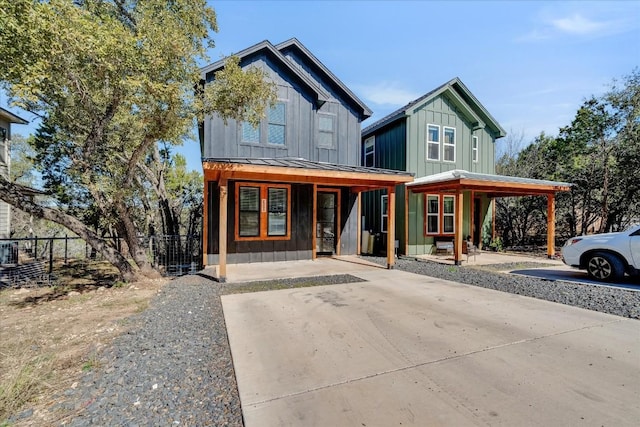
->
[586,252,625,282]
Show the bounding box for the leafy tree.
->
[0,0,276,281]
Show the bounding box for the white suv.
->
[562,224,640,282]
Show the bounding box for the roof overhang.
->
[0,107,28,125]
[407,170,571,197]
[203,158,414,192]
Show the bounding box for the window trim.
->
[364,136,375,167]
[472,135,479,163]
[442,195,455,234]
[381,194,388,233]
[426,124,440,161]
[267,101,286,146]
[424,194,456,236]
[443,126,456,163]
[235,182,292,241]
[318,113,335,148]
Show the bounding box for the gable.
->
[276,39,372,120]
[363,77,505,139]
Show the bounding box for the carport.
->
[407,170,572,264]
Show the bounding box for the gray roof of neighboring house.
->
[362,77,506,138]
[0,107,28,125]
[407,169,572,188]
[203,157,413,177]
[200,38,372,119]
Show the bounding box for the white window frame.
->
[381,194,388,233]
[442,195,455,234]
[426,124,440,161]
[425,194,456,235]
[443,127,456,163]
[426,194,439,234]
[472,135,479,163]
[364,136,375,167]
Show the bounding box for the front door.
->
[316,191,338,255]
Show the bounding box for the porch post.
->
[218,178,228,282]
[387,186,396,269]
[455,190,464,265]
[547,193,556,259]
[356,191,361,255]
[202,179,209,267]
[312,184,317,260]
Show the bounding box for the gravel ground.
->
[27,258,638,426]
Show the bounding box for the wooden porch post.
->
[404,186,409,256]
[455,190,464,265]
[547,193,556,259]
[356,191,361,255]
[218,178,228,282]
[202,179,208,267]
[387,186,396,269]
[312,184,317,260]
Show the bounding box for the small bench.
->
[435,239,454,255]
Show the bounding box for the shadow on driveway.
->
[510,267,640,291]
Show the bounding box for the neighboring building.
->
[199,39,412,281]
[361,78,570,263]
[0,107,28,239]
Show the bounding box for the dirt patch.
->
[0,260,168,425]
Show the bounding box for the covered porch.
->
[203,158,413,282]
[407,170,572,265]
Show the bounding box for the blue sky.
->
[2,0,638,171]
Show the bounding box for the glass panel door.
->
[316,192,336,254]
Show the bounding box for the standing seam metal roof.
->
[203,157,413,177]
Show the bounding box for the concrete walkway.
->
[221,260,640,426]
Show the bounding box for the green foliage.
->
[0,0,276,278]
[495,69,640,247]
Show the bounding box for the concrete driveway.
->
[221,262,640,426]
[509,263,640,291]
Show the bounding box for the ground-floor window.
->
[236,182,291,240]
[425,194,456,235]
[381,194,388,232]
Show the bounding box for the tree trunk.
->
[114,200,160,278]
[0,178,139,282]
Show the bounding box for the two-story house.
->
[361,78,570,264]
[0,107,28,239]
[199,39,413,281]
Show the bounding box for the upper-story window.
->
[318,114,334,148]
[364,136,375,167]
[268,102,286,145]
[472,135,479,163]
[241,121,260,143]
[443,127,455,162]
[427,124,440,161]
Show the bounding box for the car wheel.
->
[586,252,624,282]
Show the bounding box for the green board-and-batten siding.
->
[361,119,407,253]
[406,92,495,178]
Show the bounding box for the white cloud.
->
[355,82,420,107]
[551,14,609,35]
[517,5,638,42]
